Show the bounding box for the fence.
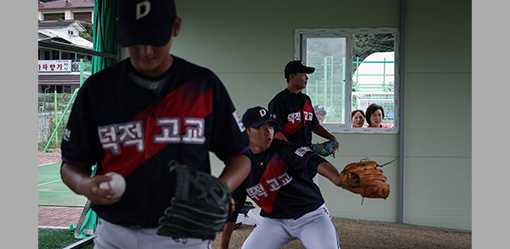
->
[306,55,395,124]
[38,92,76,151]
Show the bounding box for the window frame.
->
[294,28,400,134]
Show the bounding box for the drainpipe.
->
[398,0,406,224]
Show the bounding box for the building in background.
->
[38,19,93,94]
[38,0,94,24]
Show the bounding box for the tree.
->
[352,33,394,72]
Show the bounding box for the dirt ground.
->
[38,151,61,166]
[212,218,471,249]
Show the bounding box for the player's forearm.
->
[317,162,344,187]
[220,221,236,249]
[60,162,92,196]
[314,125,337,141]
[219,154,251,191]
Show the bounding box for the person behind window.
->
[351,109,366,128]
[365,103,390,128]
[314,105,327,124]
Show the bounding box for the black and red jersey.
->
[230,139,325,220]
[268,89,319,146]
[61,56,248,227]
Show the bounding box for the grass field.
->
[38,228,93,249]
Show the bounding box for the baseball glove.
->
[339,160,390,199]
[157,160,233,240]
[311,140,339,157]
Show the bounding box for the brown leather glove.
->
[340,160,390,199]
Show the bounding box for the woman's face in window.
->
[369,109,384,127]
[352,112,365,128]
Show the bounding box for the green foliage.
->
[38,93,75,113]
[352,33,395,72]
[79,22,93,41]
[38,228,93,249]
[353,33,395,60]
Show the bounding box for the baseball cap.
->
[284,60,315,79]
[118,0,177,47]
[242,106,279,129]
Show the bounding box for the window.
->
[295,28,399,133]
[39,85,76,94]
[43,50,51,60]
[73,12,92,23]
[40,85,62,93]
[52,50,60,60]
[43,13,65,21]
[77,54,92,61]
[61,52,76,60]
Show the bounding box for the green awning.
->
[91,0,119,73]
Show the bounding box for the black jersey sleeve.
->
[268,96,286,129]
[227,184,248,222]
[60,81,102,166]
[308,96,320,130]
[280,143,326,179]
[209,73,249,162]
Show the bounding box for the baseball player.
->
[59,1,250,248]
[220,106,349,249]
[268,60,339,155]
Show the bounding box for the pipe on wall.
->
[398,0,406,224]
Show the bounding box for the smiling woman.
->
[351,109,365,128]
[366,103,391,128]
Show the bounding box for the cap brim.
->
[302,66,315,74]
[250,118,279,129]
[119,23,173,47]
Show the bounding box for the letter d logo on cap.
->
[136,1,151,20]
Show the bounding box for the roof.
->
[39,0,94,10]
[39,29,93,48]
[38,20,78,29]
[39,74,81,85]
[38,20,92,48]
[38,38,116,59]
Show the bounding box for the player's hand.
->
[77,175,120,205]
[330,139,340,158]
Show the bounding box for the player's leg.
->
[296,207,341,249]
[146,234,212,249]
[135,224,213,249]
[93,218,137,249]
[241,217,292,249]
[94,218,213,249]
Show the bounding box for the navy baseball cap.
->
[242,107,279,129]
[284,60,315,79]
[118,0,177,47]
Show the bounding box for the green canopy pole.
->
[53,89,58,146]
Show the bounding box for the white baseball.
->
[99,172,126,199]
